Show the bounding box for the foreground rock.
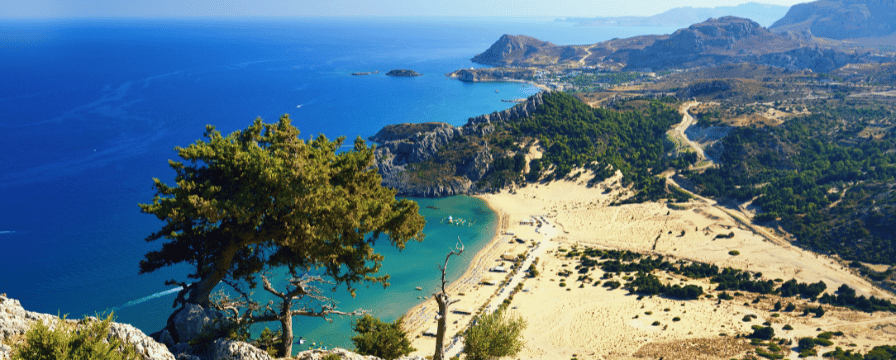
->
[0,294,175,360]
[295,348,425,360]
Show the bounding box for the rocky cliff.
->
[371,92,546,197]
[770,0,896,40]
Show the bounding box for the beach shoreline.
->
[402,169,896,358]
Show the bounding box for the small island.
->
[386,69,422,77]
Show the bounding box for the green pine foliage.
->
[351,315,415,360]
[10,313,139,360]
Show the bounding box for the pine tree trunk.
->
[433,293,449,360]
[187,245,240,306]
[279,298,294,357]
[279,314,294,357]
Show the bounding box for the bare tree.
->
[212,273,366,357]
[433,238,464,360]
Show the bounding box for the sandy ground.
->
[402,170,896,359]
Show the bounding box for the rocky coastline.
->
[370,92,545,197]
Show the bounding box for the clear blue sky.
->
[5,0,811,18]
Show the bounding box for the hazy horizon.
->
[4,0,809,19]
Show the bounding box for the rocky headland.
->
[385,69,422,77]
[370,92,545,197]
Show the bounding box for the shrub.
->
[729,250,740,256]
[464,310,527,360]
[651,321,661,326]
[351,315,415,360]
[672,317,681,322]
[10,313,139,360]
[784,303,796,312]
[322,354,341,360]
[783,324,793,330]
[750,326,775,340]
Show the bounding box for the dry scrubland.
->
[404,171,896,359]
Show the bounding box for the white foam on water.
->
[111,286,182,311]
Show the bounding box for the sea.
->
[0,17,675,354]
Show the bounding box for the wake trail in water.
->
[110,287,182,312]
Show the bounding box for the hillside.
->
[770,0,896,40]
[563,2,789,28]
[470,17,880,73]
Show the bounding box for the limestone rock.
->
[172,303,226,344]
[0,294,174,360]
[210,339,273,360]
[294,347,426,360]
[0,343,11,360]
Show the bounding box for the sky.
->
[3,0,812,18]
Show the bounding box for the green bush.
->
[750,326,775,340]
[351,315,415,360]
[322,354,341,360]
[783,324,794,330]
[10,313,139,360]
[464,310,527,360]
[728,250,740,255]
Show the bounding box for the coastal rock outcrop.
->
[371,92,545,197]
[0,294,175,360]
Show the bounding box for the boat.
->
[415,286,423,290]
[495,89,499,93]
[426,205,440,210]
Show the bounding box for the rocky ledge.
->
[385,69,422,77]
[0,294,174,360]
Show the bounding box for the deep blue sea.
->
[0,17,675,353]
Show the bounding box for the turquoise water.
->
[257,196,498,352]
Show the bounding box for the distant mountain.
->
[770,0,896,40]
[471,17,878,73]
[561,2,789,28]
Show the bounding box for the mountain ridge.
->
[470,16,883,73]
[561,2,789,28]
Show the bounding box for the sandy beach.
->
[403,170,896,359]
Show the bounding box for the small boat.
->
[495,89,499,93]
[415,286,423,290]
[426,205,440,210]
[448,216,454,223]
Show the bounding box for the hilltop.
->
[770,0,896,41]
